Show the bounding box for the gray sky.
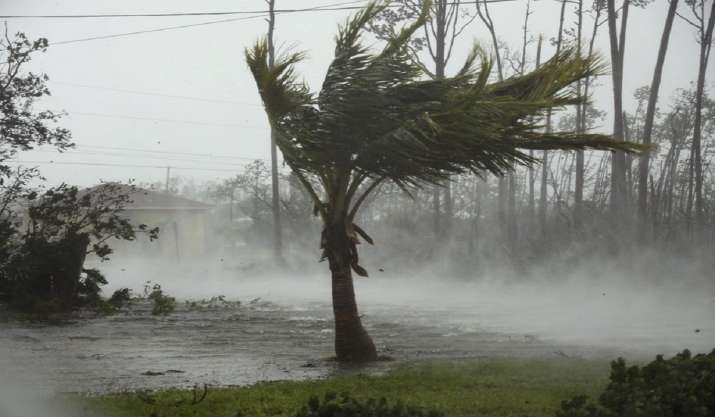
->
[1,0,708,188]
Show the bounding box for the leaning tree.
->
[246,1,641,362]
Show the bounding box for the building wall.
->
[110,209,208,261]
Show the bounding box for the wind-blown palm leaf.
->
[248,5,638,194]
[246,0,643,219]
[245,0,646,361]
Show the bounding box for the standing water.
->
[1,260,713,394]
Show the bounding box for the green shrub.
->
[295,392,444,417]
[556,349,715,417]
[0,183,158,315]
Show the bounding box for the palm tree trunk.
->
[325,222,377,362]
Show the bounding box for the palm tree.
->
[246,1,641,362]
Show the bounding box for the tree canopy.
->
[246,1,640,226]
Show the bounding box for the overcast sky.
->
[1,0,708,189]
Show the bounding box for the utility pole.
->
[267,0,283,261]
[165,166,171,194]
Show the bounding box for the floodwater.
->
[1,262,714,394]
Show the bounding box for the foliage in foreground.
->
[86,358,608,417]
[296,392,443,417]
[556,349,715,417]
[0,183,158,314]
[1,31,159,315]
[247,0,644,363]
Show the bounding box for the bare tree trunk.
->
[540,0,568,238]
[432,188,441,237]
[267,0,283,261]
[574,0,584,229]
[528,35,542,224]
[229,193,234,221]
[476,0,508,247]
[579,1,604,220]
[505,0,532,253]
[476,0,503,82]
[687,150,695,234]
[623,111,632,199]
[607,0,630,222]
[638,0,679,241]
[470,176,481,254]
[507,174,516,253]
[691,0,715,235]
[435,0,452,236]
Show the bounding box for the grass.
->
[82,357,610,417]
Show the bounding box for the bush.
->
[296,392,444,417]
[108,288,132,309]
[148,284,176,316]
[556,349,715,417]
[0,183,158,315]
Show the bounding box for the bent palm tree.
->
[246,1,640,362]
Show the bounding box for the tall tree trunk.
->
[267,0,283,260]
[574,0,584,229]
[507,174,516,253]
[476,0,508,246]
[470,177,481,254]
[229,193,234,221]
[692,0,715,234]
[638,0,679,241]
[435,0,451,236]
[432,188,441,237]
[325,220,377,362]
[508,0,532,251]
[579,1,604,224]
[528,35,542,224]
[540,0,567,238]
[687,149,695,233]
[607,0,629,221]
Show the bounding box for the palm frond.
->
[244,40,310,119]
[245,2,645,199]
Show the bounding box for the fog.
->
[1,240,714,408]
[97,252,715,356]
[0,353,78,417]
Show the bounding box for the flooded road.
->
[0,298,571,394]
[1,266,713,394]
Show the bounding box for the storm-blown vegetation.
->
[0,0,713,414]
[0,31,158,314]
[246,0,641,362]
